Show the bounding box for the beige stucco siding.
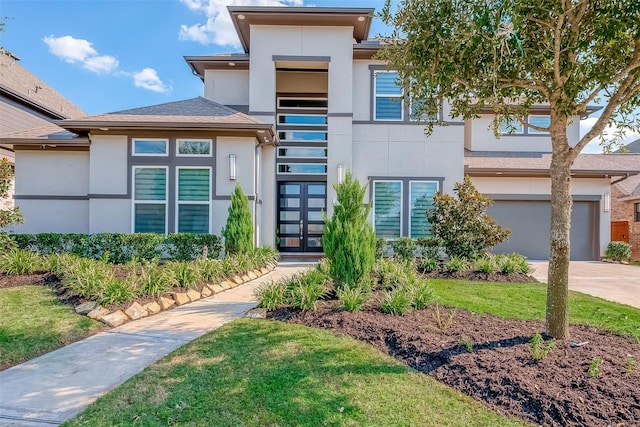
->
[13,200,89,233]
[204,70,250,106]
[89,199,130,233]
[89,134,128,195]
[15,150,89,196]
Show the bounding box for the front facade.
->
[4,6,639,260]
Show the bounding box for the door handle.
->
[300,219,304,240]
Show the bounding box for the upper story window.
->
[133,138,168,156]
[635,203,640,222]
[374,71,403,121]
[177,139,212,157]
[499,115,550,135]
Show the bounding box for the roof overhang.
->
[478,104,603,119]
[184,54,250,80]
[464,167,640,179]
[0,84,70,120]
[228,6,374,53]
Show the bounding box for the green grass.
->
[65,320,530,427]
[0,286,106,370]
[429,280,640,340]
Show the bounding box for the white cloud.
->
[43,35,97,63]
[132,68,171,93]
[178,0,304,46]
[580,116,640,153]
[44,35,170,93]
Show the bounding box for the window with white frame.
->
[527,115,551,134]
[374,71,403,121]
[176,167,211,233]
[133,138,168,156]
[499,115,550,135]
[133,167,168,233]
[177,139,212,156]
[373,181,402,238]
[409,181,439,238]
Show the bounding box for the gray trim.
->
[368,176,445,237]
[249,111,276,116]
[272,55,331,62]
[212,195,257,201]
[14,195,89,200]
[276,174,327,182]
[368,64,389,71]
[487,194,602,202]
[327,113,353,118]
[277,124,328,131]
[88,194,130,199]
[276,158,327,164]
[352,120,465,126]
[128,136,218,234]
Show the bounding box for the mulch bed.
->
[271,300,640,427]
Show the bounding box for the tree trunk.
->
[547,116,573,340]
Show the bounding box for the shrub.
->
[138,265,172,297]
[530,332,556,361]
[255,281,288,311]
[0,232,17,252]
[62,258,114,299]
[381,287,413,315]
[375,238,387,259]
[323,171,376,291]
[605,241,632,262]
[337,286,368,311]
[287,274,327,311]
[164,261,201,289]
[0,249,42,275]
[98,276,139,306]
[496,254,517,274]
[391,237,417,261]
[193,258,224,283]
[426,176,511,259]
[416,236,440,259]
[374,258,416,290]
[419,257,439,272]
[409,280,435,309]
[445,256,469,273]
[0,157,23,229]
[222,183,254,255]
[166,233,223,261]
[507,253,532,274]
[475,255,497,274]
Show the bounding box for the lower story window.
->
[177,167,211,233]
[133,167,168,233]
[373,179,439,239]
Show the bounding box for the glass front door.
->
[277,182,326,252]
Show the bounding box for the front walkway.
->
[0,260,315,427]
[529,261,640,309]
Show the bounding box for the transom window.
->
[133,138,168,156]
[177,139,212,156]
[374,71,403,121]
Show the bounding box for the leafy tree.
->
[323,171,376,290]
[222,183,253,255]
[1,157,22,229]
[379,0,640,339]
[427,176,510,259]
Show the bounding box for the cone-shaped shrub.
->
[222,183,253,255]
[323,171,376,290]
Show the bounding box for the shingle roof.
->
[465,151,640,177]
[0,123,81,141]
[615,174,640,199]
[615,139,640,153]
[0,50,86,119]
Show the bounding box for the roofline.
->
[0,84,72,120]
[0,137,90,147]
[478,104,603,119]
[184,55,251,80]
[465,166,640,178]
[228,6,374,53]
[619,194,640,202]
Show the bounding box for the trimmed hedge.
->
[11,233,223,264]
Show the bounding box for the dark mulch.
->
[271,300,640,427]
[420,269,539,283]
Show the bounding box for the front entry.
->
[277,182,326,252]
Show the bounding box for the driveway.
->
[528,261,640,309]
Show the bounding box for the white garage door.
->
[487,200,599,261]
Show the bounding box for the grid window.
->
[374,71,403,121]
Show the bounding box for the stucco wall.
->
[204,70,250,106]
[15,150,89,196]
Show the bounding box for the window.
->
[133,167,168,233]
[133,138,168,156]
[374,71,403,121]
[176,167,211,233]
[527,115,551,134]
[277,164,327,174]
[177,139,212,156]
[373,181,402,239]
[278,131,327,142]
[278,115,327,126]
[499,115,550,135]
[636,203,640,222]
[499,119,524,134]
[277,147,327,158]
[409,181,439,238]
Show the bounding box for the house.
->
[0,49,86,210]
[610,140,640,260]
[2,6,638,261]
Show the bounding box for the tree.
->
[427,176,511,259]
[0,157,22,229]
[379,0,640,338]
[323,171,376,290]
[222,183,253,255]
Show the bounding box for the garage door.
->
[487,200,599,261]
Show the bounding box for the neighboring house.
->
[611,140,640,259]
[1,6,638,260]
[0,49,86,210]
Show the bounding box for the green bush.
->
[375,237,387,259]
[605,241,632,262]
[337,286,368,311]
[164,261,201,289]
[426,176,511,259]
[416,236,440,259]
[255,281,288,311]
[475,255,497,274]
[138,265,172,297]
[445,256,469,273]
[391,237,417,261]
[323,171,376,291]
[222,183,254,255]
[374,258,416,290]
[0,232,17,252]
[419,257,439,272]
[62,257,114,300]
[409,280,435,309]
[99,276,139,306]
[381,287,413,315]
[166,233,223,261]
[287,274,327,311]
[0,249,42,275]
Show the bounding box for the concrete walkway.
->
[529,261,640,309]
[0,261,315,427]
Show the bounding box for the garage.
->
[487,200,599,261]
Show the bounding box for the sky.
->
[1,0,637,152]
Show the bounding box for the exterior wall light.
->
[603,193,610,212]
[229,154,237,180]
[337,163,344,184]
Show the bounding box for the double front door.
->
[277,182,326,252]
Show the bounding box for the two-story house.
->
[2,6,638,260]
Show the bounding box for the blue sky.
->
[1,0,637,151]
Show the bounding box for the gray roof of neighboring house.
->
[465,151,640,177]
[615,174,640,201]
[615,138,640,153]
[0,50,86,120]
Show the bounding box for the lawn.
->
[0,285,106,370]
[65,319,530,427]
[429,279,640,340]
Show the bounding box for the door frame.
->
[277,181,326,253]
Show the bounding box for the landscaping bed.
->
[271,301,639,427]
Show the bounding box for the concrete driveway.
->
[528,261,640,309]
